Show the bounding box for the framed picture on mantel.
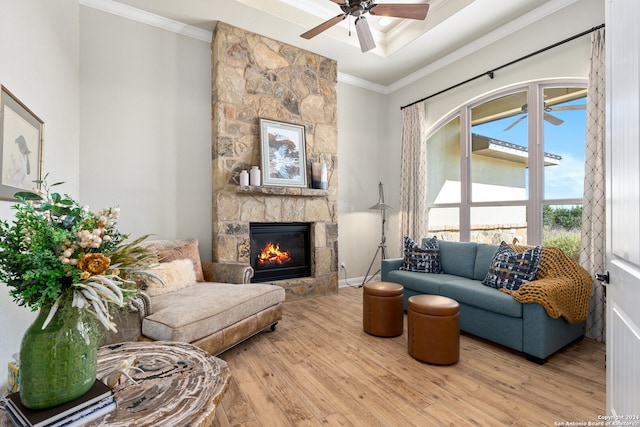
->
[0,85,43,200]
[259,118,308,188]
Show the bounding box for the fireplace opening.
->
[250,222,311,283]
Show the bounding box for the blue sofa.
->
[381,240,589,363]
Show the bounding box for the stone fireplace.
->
[210,22,339,300]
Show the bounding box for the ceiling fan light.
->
[378,17,392,27]
[355,16,375,53]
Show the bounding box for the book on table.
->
[4,380,115,427]
[5,398,116,427]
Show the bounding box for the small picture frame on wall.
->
[259,118,308,188]
[0,85,43,200]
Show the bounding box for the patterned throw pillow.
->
[399,236,442,273]
[482,241,542,291]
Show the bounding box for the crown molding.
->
[386,0,579,94]
[337,72,388,94]
[79,0,213,42]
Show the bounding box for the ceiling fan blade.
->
[355,16,376,52]
[504,115,526,131]
[544,113,564,126]
[549,105,586,111]
[301,14,347,39]
[369,4,429,20]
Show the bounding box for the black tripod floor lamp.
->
[362,182,392,286]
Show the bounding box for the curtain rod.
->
[400,23,605,110]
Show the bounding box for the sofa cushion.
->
[482,242,542,291]
[400,236,442,273]
[142,282,285,343]
[439,277,523,318]
[144,259,196,296]
[473,243,500,280]
[435,240,478,279]
[147,238,204,282]
[386,270,450,295]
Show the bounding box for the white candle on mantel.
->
[239,170,249,186]
[250,166,261,186]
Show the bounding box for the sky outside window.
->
[471,93,586,201]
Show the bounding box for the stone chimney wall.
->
[211,22,338,300]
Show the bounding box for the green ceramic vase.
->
[19,306,99,409]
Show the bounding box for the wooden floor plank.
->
[212,287,605,427]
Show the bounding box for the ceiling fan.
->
[300,1,430,53]
[503,103,586,131]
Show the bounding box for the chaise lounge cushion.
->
[142,282,285,343]
[146,238,205,282]
[144,259,196,296]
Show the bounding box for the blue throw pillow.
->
[482,241,542,291]
[400,236,442,273]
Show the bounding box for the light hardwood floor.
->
[212,286,605,427]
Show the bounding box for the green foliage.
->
[542,205,583,230]
[0,176,154,314]
[0,192,77,309]
[543,227,581,261]
[541,205,582,261]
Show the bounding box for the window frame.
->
[426,79,587,244]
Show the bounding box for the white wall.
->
[0,0,81,391]
[336,82,388,281]
[79,6,213,260]
[383,0,605,258]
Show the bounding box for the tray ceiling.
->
[110,0,574,89]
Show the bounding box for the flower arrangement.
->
[0,177,157,333]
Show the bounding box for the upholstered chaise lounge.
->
[102,239,285,355]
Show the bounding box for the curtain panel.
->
[399,102,428,249]
[580,28,606,343]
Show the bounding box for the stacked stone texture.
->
[211,22,338,300]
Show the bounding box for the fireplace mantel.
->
[236,186,330,198]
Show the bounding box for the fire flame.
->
[257,242,292,265]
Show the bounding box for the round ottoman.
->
[408,295,460,365]
[362,282,404,337]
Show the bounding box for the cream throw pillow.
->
[145,259,196,296]
[145,239,204,282]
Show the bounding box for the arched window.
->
[427,80,586,256]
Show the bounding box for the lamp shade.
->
[370,201,392,210]
[369,182,392,210]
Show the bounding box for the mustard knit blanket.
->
[500,245,593,324]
